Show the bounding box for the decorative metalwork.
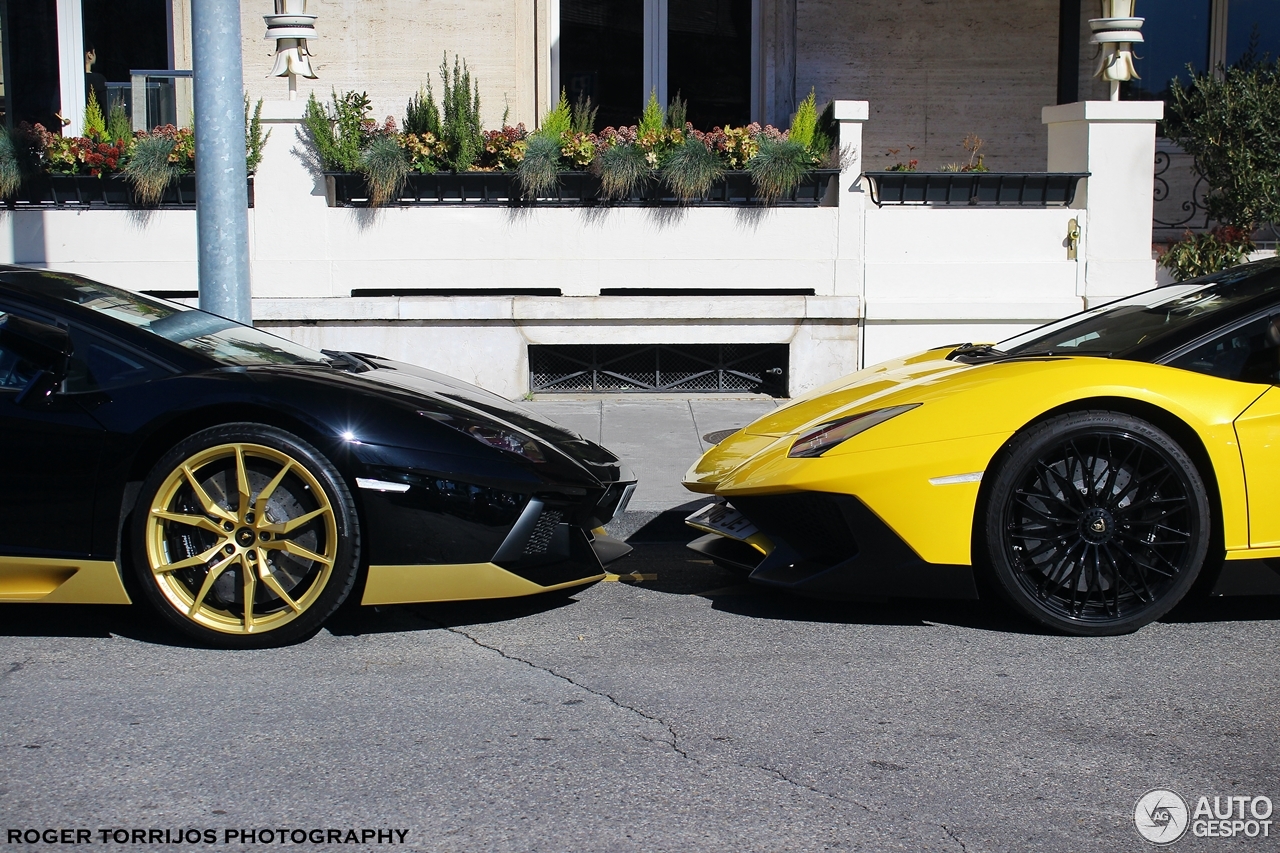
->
[1152,148,1211,235]
[529,344,788,395]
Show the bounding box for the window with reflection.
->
[560,0,645,129]
[559,0,752,130]
[1226,0,1280,66]
[668,0,751,129]
[1124,0,1211,101]
[1125,0,1280,103]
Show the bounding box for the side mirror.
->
[0,313,71,404]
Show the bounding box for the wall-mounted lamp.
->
[264,0,318,99]
[1090,0,1144,101]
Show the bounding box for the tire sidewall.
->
[983,411,1210,636]
[132,423,360,648]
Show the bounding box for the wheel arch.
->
[125,404,345,484]
[972,395,1226,572]
[115,405,362,567]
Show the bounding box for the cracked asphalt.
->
[1,545,1278,852]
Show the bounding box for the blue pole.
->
[192,0,252,324]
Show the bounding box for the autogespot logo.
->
[1135,789,1190,845]
[1134,788,1275,844]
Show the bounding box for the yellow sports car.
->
[685,260,1280,635]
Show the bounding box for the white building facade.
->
[1,2,1271,396]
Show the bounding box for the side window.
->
[1167,316,1280,384]
[0,313,41,391]
[63,326,169,393]
[0,303,170,393]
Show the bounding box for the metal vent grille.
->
[523,508,564,555]
[529,344,788,395]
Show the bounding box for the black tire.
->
[132,424,360,648]
[982,411,1210,636]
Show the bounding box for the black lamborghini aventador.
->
[0,266,635,647]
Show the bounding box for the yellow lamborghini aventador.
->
[685,259,1280,635]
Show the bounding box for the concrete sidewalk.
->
[524,395,782,539]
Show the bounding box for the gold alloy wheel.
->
[144,442,338,635]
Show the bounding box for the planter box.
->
[862,172,1088,206]
[325,169,839,207]
[8,174,255,209]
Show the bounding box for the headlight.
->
[419,410,546,463]
[788,404,920,458]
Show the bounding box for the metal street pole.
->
[192,0,252,324]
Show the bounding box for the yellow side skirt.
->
[0,557,132,604]
[362,562,606,606]
[1227,546,1280,560]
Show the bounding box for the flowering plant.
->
[479,125,527,170]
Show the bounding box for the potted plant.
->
[7,93,265,209]
[862,135,1086,207]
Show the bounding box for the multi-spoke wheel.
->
[133,424,359,647]
[982,411,1210,636]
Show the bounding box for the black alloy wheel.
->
[984,411,1210,635]
[132,423,361,648]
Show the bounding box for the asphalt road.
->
[2,546,1278,853]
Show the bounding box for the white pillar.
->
[1042,100,1163,306]
[831,102,867,292]
[56,0,85,137]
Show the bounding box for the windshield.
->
[997,264,1280,357]
[24,273,330,367]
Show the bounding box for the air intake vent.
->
[530,344,788,395]
[523,508,564,555]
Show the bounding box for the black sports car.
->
[0,267,636,647]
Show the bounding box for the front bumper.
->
[687,492,978,600]
[356,465,637,605]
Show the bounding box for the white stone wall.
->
[795,0,1059,172]
[221,1,1065,171]
[0,99,1163,398]
[235,0,546,130]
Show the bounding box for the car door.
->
[0,309,105,557]
[1236,384,1280,548]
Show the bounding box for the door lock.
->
[1067,218,1081,260]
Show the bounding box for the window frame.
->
[553,0,762,126]
[1158,306,1280,384]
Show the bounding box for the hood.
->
[744,346,969,437]
[289,355,632,486]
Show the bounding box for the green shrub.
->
[106,97,131,143]
[666,93,687,131]
[516,134,562,198]
[1159,227,1256,281]
[245,96,271,173]
[122,133,179,205]
[83,89,106,140]
[439,54,483,171]
[638,89,664,138]
[405,83,441,137]
[596,142,651,200]
[1164,56,1280,233]
[789,89,818,150]
[571,93,597,135]
[538,90,572,140]
[661,136,724,200]
[747,137,810,203]
[0,128,21,199]
[303,90,368,172]
[361,134,410,206]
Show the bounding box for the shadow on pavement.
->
[3,547,1275,646]
[622,542,1280,634]
[0,602,203,647]
[325,589,579,637]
